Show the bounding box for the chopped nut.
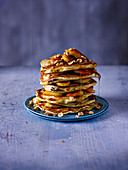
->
[58,113,64,117]
[78,112,84,116]
[77,59,82,62]
[51,54,62,59]
[34,106,39,110]
[54,60,59,64]
[95,104,101,110]
[81,55,86,58]
[88,111,94,114]
[97,102,103,107]
[29,100,33,105]
[68,60,76,65]
[59,62,64,66]
[94,102,103,110]
[56,63,59,66]
[68,58,83,65]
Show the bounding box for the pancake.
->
[32,95,93,108]
[43,79,97,92]
[36,90,95,105]
[34,102,96,116]
[40,72,100,85]
[40,48,96,74]
[41,77,92,85]
[36,86,94,96]
[40,62,97,74]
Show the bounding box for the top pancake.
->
[40,48,97,74]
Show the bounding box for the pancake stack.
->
[30,48,101,117]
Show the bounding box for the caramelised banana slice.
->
[56,81,70,86]
[64,48,88,60]
[62,53,76,62]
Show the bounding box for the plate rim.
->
[24,96,109,122]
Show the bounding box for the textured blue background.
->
[0,0,128,66]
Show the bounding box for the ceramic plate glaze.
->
[24,96,109,122]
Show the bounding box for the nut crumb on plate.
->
[88,111,94,114]
[58,113,64,117]
[78,112,84,116]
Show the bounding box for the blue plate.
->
[24,96,109,122]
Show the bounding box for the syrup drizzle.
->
[98,78,100,97]
[80,73,82,105]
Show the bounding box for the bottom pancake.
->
[30,96,97,116]
[32,101,96,116]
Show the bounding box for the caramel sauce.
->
[80,73,82,105]
[98,78,100,97]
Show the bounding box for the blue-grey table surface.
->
[0,66,128,170]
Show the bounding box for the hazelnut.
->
[58,113,64,117]
[78,112,84,116]
[29,100,33,105]
[88,111,94,114]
